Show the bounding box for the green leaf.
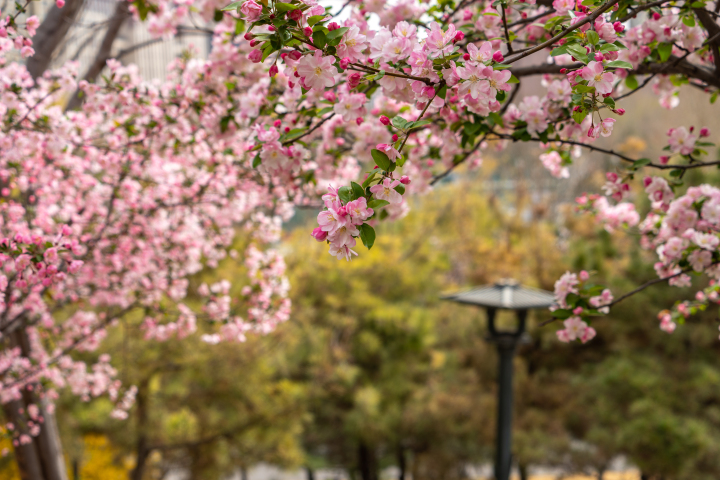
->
[572,109,588,124]
[312,30,326,49]
[625,74,638,90]
[325,27,349,40]
[605,60,633,69]
[221,1,243,11]
[391,116,409,130]
[657,42,672,62]
[682,15,695,27]
[551,309,573,319]
[632,158,651,169]
[566,43,588,60]
[275,2,298,12]
[362,172,377,189]
[507,74,520,84]
[351,182,365,199]
[318,106,333,115]
[408,120,432,130]
[337,186,352,203]
[575,85,595,93]
[586,30,599,45]
[358,223,376,249]
[394,184,405,195]
[437,85,448,100]
[279,128,307,142]
[669,169,683,177]
[252,153,261,168]
[307,15,326,26]
[367,199,389,209]
[599,43,620,53]
[371,149,394,171]
[214,9,224,21]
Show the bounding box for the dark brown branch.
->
[502,0,620,65]
[694,7,720,72]
[27,0,86,80]
[66,0,131,111]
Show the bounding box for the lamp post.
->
[442,279,555,480]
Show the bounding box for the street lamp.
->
[442,279,555,480]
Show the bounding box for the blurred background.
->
[4,1,720,478]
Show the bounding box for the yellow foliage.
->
[72,434,130,480]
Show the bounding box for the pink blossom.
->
[376,143,402,162]
[370,178,403,204]
[540,151,569,179]
[581,61,615,95]
[297,51,336,90]
[240,0,262,21]
[425,22,457,58]
[667,126,697,155]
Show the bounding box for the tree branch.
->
[26,0,86,80]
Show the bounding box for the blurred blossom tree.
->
[2,0,720,476]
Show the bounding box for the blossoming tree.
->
[2,0,720,476]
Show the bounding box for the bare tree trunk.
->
[3,330,68,480]
[66,0,131,111]
[26,0,86,79]
[396,445,406,480]
[358,442,378,480]
[130,379,150,480]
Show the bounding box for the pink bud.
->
[573,307,584,315]
[379,115,390,126]
[339,57,351,69]
[248,49,262,63]
[249,39,259,47]
[579,270,590,281]
[659,155,669,165]
[643,176,653,187]
[606,172,618,182]
[453,31,465,43]
[492,51,504,62]
[268,25,276,32]
[311,227,328,242]
[288,9,303,21]
[463,53,470,61]
[614,108,625,115]
[347,72,362,88]
[323,91,336,102]
[356,117,364,125]
[594,53,603,61]
[613,21,624,33]
[371,108,380,115]
[268,65,279,77]
[285,127,290,133]
[690,126,695,132]
[700,127,710,137]
[288,50,302,61]
[56,0,65,7]
[244,32,254,41]
[463,9,473,21]
[560,68,567,73]
[303,27,313,36]
[400,175,411,185]
[652,12,661,20]
[288,81,295,88]
[392,134,398,141]
[273,119,282,128]
[327,22,340,31]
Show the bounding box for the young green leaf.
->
[358,223,376,249]
[367,199,389,209]
[371,149,394,171]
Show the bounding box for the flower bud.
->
[303,27,313,36]
[560,68,567,73]
[492,51,504,62]
[659,155,669,165]
[594,53,603,61]
[652,12,661,20]
[643,176,653,187]
[700,127,710,137]
[613,21,624,33]
[273,119,282,128]
[579,270,590,281]
[311,227,328,242]
[244,32,254,41]
[288,81,294,88]
[453,31,465,43]
[606,172,618,182]
[400,175,411,185]
[463,53,470,61]
[248,49,263,63]
[573,307,584,314]
[285,127,290,133]
[379,115,390,126]
[356,117,364,125]
[339,57,351,69]
[268,25,276,32]
[327,22,340,31]
[392,134,398,141]
[249,39,259,47]
[347,72,362,88]
[463,9,473,21]
[323,91,336,102]
[268,65,278,77]
[56,0,65,7]
[288,50,302,61]
[288,9,303,21]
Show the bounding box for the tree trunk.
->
[130,379,150,480]
[305,466,314,480]
[66,0,131,110]
[27,0,86,79]
[519,463,528,480]
[358,442,378,480]
[4,330,69,480]
[397,445,406,480]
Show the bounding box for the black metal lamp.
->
[442,279,555,480]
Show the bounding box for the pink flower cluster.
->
[314,186,376,261]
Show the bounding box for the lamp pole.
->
[487,308,526,480]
